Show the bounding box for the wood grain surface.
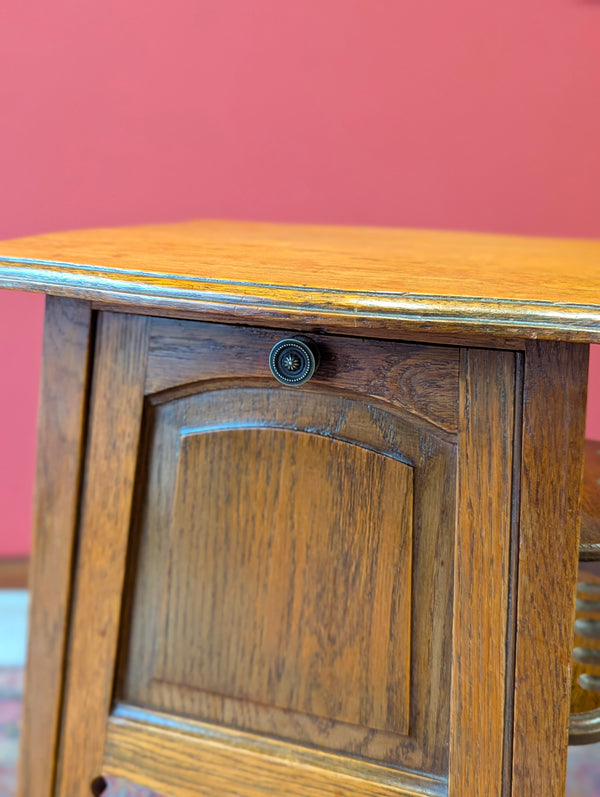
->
[17,297,93,797]
[104,707,447,797]
[54,313,149,797]
[156,427,413,735]
[119,379,457,770]
[10,225,596,795]
[580,439,600,560]
[511,341,589,796]
[1,220,599,342]
[145,317,460,432]
[449,349,516,797]
[116,324,460,779]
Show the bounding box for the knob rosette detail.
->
[268,337,320,385]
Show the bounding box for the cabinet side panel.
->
[449,349,516,797]
[511,341,589,796]
[17,297,93,797]
[54,313,149,797]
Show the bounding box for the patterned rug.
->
[0,669,20,797]
[0,667,159,797]
[1,665,599,796]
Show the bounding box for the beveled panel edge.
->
[119,386,454,772]
[177,421,416,465]
[1,259,599,343]
[144,379,459,445]
[104,704,448,797]
[144,316,461,433]
[150,426,413,747]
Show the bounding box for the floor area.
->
[1,590,599,796]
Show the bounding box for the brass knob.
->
[269,337,320,386]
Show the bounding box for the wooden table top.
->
[1,220,599,342]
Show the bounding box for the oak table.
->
[1,221,599,797]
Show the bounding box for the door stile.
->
[510,341,589,796]
[449,348,517,797]
[18,297,94,797]
[54,312,149,797]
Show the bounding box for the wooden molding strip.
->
[104,704,447,797]
[1,219,600,342]
[1,259,599,343]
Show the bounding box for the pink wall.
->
[1,0,599,555]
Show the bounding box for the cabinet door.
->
[55,313,517,797]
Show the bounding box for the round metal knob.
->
[269,337,320,386]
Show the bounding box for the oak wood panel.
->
[54,313,149,797]
[103,706,447,797]
[581,439,600,560]
[448,349,516,797]
[156,427,413,735]
[145,317,460,432]
[119,380,457,772]
[511,341,589,796]
[1,221,600,342]
[7,223,595,796]
[17,297,93,797]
